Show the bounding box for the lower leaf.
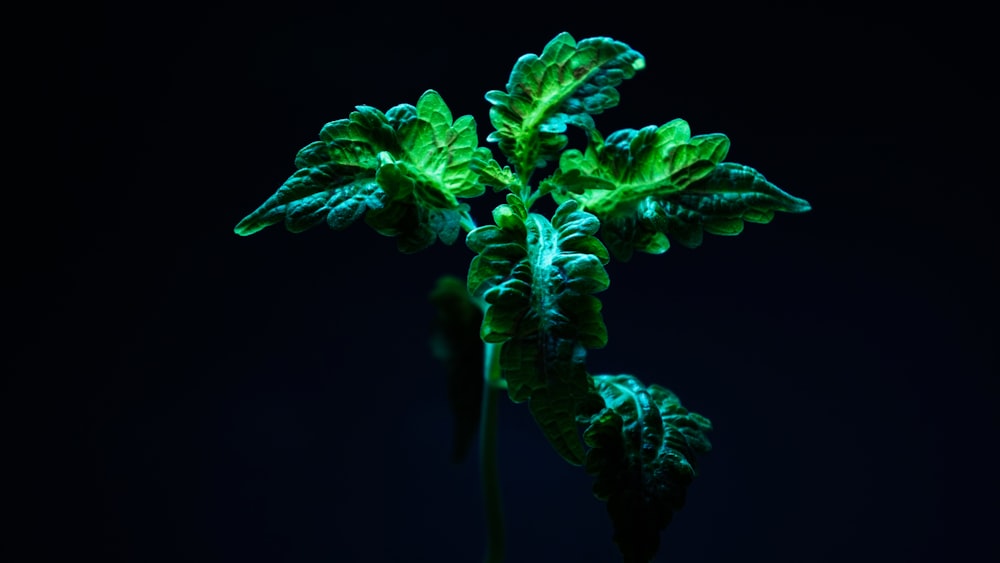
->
[584,374,712,563]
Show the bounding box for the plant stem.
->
[480,342,505,563]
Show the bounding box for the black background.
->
[9,5,996,563]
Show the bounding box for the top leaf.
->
[485,32,645,176]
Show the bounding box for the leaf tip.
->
[233,216,265,237]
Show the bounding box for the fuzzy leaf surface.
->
[584,374,713,563]
[235,90,488,252]
[485,32,644,175]
[466,195,610,464]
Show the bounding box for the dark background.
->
[9,5,996,563]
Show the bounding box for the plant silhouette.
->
[235,32,810,563]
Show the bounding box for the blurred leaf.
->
[429,276,485,463]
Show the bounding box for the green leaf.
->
[395,91,491,201]
[547,120,811,260]
[429,276,485,463]
[466,196,610,465]
[546,120,730,217]
[469,153,520,193]
[485,32,645,176]
[584,374,712,563]
[602,162,812,259]
[235,90,488,253]
[233,164,387,236]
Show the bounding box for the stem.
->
[480,342,506,563]
[522,187,542,211]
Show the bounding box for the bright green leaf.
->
[470,153,521,193]
[547,121,730,218]
[546,119,811,260]
[485,32,644,176]
[234,90,487,252]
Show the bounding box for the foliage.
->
[235,31,810,562]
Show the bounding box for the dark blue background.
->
[10,5,995,563]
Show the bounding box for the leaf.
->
[429,276,485,463]
[584,374,713,563]
[466,195,610,464]
[485,32,645,175]
[233,165,386,236]
[546,120,730,217]
[394,91,491,201]
[547,121,811,260]
[234,90,488,253]
[469,153,520,193]
[602,162,812,259]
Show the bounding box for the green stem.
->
[522,186,543,212]
[481,342,506,563]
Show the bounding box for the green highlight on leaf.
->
[467,195,611,465]
[546,120,729,212]
[584,374,712,563]
[485,32,645,181]
[546,120,811,260]
[234,90,490,253]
